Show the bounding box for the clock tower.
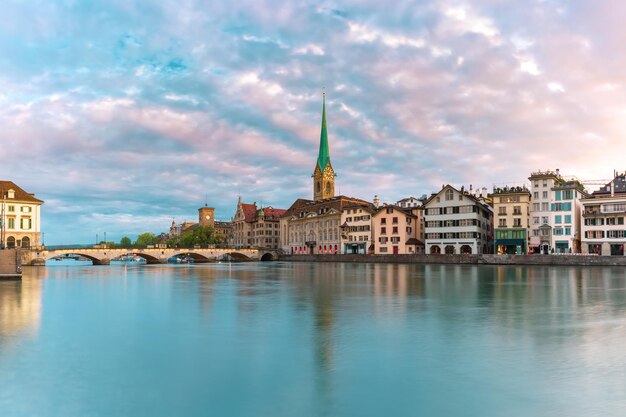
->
[313,92,335,201]
[198,206,215,228]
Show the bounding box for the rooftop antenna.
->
[204,193,208,207]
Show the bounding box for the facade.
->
[340,203,375,254]
[528,170,563,254]
[372,205,424,255]
[214,221,233,245]
[0,181,44,249]
[169,206,233,245]
[581,172,626,256]
[423,185,493,255]
[232,197,285,249]
[550,180,587,253]
[489,186,531,254]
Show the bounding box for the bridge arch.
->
[260,252,277,261]
[226,252,253,262]
[118,252,162,264]
[45,252,105,265]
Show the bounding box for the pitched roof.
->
[372,204,418,218]
[0,181,44,204]
[283,195,370,218]
[239,202,286,222]
[241,203,257,222]
[591,174,626,196]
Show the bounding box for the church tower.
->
[313,93,335,201]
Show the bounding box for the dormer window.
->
[7,189,15,199]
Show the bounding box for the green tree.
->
[134,232,158,248]
[175,226,220,247]
[120,236,132,248]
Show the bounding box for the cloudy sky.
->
[2,0,625,244]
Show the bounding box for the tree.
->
[120,236,132,248]
[134,232,158,248]
[174,226,220,247]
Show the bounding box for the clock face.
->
[205,215,211,220]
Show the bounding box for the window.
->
[498,207,507,215]
[563,190,573,200]
[541,216,549,224]
[8,206,15,212]
[541,203,549,211]
[513,206,522,215]
[392,217,398,224]
[534,181,539,188]
[445,189,454,201]
[543,180,547,187]
[533,217,539,224]
[513,219,522,227]
[20,206,32,213]
[564,227,571,235]
[379,237,388,244]
[381,227,387,235]
[379,247,388,252]
[533,203,540,211]
[392,227,398,234]
[542,191,548,198]
[498,219,507,227]
[381,218,386,224]
[564,215,571,224]
[533,192,539,199]
[8,218,15,229]
[555,215,562,224]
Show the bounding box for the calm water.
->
[1,262,625,417]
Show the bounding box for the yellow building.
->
[372,205,424,255]
[488,186,531,254]
[0,181,44,249]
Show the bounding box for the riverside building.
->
[372,205,424,255]
[489,186,531,254]
[423,185,493,255]
[0,181,44,249]
[581,171,626,256]
[232,197,285,249]
[550,180,587,253]
[528,169,563,254]
[341,202,375,254]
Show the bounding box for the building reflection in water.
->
[0,267,44,351]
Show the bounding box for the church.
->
[280,94,373,255]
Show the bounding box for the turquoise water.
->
[1,262,625,417]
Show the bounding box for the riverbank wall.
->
[0,249,22,279]
[278,253,626,266]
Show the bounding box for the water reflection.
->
[0,267,44,351]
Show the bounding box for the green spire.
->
[317,93,331,170]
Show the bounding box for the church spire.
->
[317,91,331,171]
[312,91,335,201]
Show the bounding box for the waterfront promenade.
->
[279,253,626,267]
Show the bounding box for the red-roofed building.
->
[232,196,286,249]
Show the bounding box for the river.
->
[1,262,625,417]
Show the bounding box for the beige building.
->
[488,186,531,254]
[372,205,424,255]
[581,172,626,256]
[340,202,375,254]
[528,169,563,253]
[233,197,285,249]
[1,181,44,249]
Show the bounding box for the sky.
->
[2,0,626,245]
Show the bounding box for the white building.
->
[423,185,493,255]
[396,196,423,208]
[528,170,563,254]
[550,180,587,253]
[0,181,44,248]
[581,172,626,256]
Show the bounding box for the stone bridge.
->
[22,247,279,266]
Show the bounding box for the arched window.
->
[21,236,30,248]
[317,182,321,192]
[461,245,472,254]
[445,189,454,201]
[6,236,15,248]
[325,182,331,194]
[430,245,441,254]
[445,245,455,254]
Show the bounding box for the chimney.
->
[611,181,615,197]
[373,195,380,208]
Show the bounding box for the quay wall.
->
[0,249,22,279]
[278,254,626,267]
